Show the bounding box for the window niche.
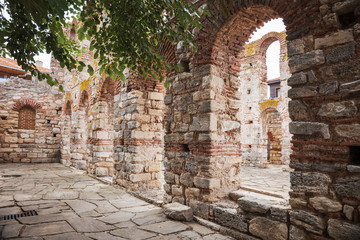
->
[18,106,36,130]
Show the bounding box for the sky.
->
[36,19,286,72]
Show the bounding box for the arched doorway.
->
[262,108,282,165]
[90,78,115,177]
[61,100,72,166]
[74,91,90,170]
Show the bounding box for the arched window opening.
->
[80,91,89,109]
[65,101,72,115]
[266,41,281,99]
[266,41,280,80]
[18,106,36,130]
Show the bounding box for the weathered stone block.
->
[129,173,151,183]
[185,188,200,198]
[289,122,330,139]
[188,199,210,219]
[287,39,305,57]
[318,101,357,118]
[334,176,360,200]
[75,160,87,170]
[171,185,183,196]
[340,79,360,93]
[288,86,318,98]
[199,100,219,113]
[270,206,290,223]
[288,50,325,72]
[180,173,193,187]
[289,225,309,240]
[328,218,360,240]
[249,217,287,240]
[221,120,240,132]
[290,171,331,193]
[148,162,161,172]
[164,172,176,184]
[326,44,356,64]
[189,114,217,132]
[290,210,326,235]
[309,197,342,213]
[289,100,310,121]
[163,202,193,221]
[344,205,354,220]
[95,167,108,177]
[315,30,354,49]
[214,207,247,232]
[194,177,220,189]
[319,81,338,95]
[237,197,272,214]
[333,0,360,15]
[288,72,307,86]
[323,13,339,27]
[148,92,163,101]
[335,124,360,141]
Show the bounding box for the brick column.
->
[164,67,242,206]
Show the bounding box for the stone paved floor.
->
[239,164,291,200]
[0,163,232,240]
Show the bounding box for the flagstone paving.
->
[0,163,233,239]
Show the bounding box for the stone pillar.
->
[70,106,88,170]
[164,67,242,207]
[114,80,164,191]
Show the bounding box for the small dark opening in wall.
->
[339,12,357,28]
[1,116,7,120]
[47,120,51,124]
[349,146,360,166]
[247,89,251,94]
[249,145,252,148]
[70,28,76,40]
[249,120,253,124]
[183,144,190,152]
[180,60,190,73]
[249,107,252,110]
[250,63,253,66]
[53,134,57,137]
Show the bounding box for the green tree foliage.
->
[0,0,208,89]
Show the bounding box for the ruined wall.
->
[0,77,62,163]
[56,29,165,191]
[51,0,360,239]
[163,0,360,239]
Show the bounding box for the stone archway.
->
[72,90,90,170]
[90,78,116,177]
[262,108,282,165]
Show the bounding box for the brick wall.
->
[0,77,62,163]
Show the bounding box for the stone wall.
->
[55,28,165,190]
[0,77,62,163]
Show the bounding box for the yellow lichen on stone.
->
[243,41,258,57]
[259,99,279,112]
[80,78,91,92]
[65,92,71,102]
